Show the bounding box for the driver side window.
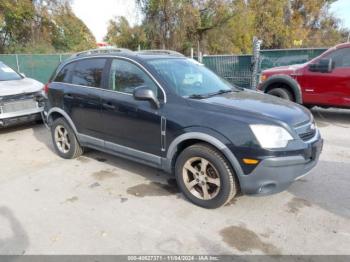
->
[108,59,158,96]
[324,48,350,68]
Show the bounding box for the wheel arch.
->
[165,132,244,181]
[261,75,303,104]
[47,107,78,135]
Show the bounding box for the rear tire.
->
[175,143,237,209]
[267,87,293,101]
[51,118,83,159]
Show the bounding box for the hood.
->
[263,63,306,74]
[0,78,43,97]
[202,90,311,127]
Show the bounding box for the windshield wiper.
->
[206,89,234,97]
[188,94,209,99]
[188,89,237,99]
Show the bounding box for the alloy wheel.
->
[182,157,221,200]
[54,125,71,154]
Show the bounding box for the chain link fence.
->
[0,48,328,86]
[0,54,71,83]
[202,47,328,88]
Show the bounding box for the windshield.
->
[147,58,238,97]
[0,62,22,81]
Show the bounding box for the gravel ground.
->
[0,108,349,255]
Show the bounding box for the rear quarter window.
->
[54,58,107,88]
[54,63,74,83]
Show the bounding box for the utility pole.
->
[347,32,350,42]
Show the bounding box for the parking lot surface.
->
[0,108,349,255]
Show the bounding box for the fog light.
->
[243,158,259,165]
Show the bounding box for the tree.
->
[104,16,147,50]
[136,0,235,54]
[248,0,347,49]
[0,0,35,53]
[0,0,96,53]
[135,0,348,54]
[50,3,96,52]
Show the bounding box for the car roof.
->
[66,48,186,63]
[334,42,350,50]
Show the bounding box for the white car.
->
[0,61,45,127]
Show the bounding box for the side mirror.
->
[133,86,160,109]
[309,59,335,73]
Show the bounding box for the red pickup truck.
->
[258,43,350,108]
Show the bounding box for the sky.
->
[72,0,350,43]
[72,0,140,42]
[330,0,350,30]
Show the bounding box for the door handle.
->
[64,94,74,99]
[102,102,116,110]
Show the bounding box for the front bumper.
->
[238,135,323,195]
[0,107,44,127]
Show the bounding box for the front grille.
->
[294,121,317,142]
[1,99,38,113]
[299,129,316,141]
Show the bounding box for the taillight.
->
[43,83,49,95]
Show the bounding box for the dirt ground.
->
[0,108,349,255]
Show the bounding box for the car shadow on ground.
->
[312,107,350,127]
[0,122,41,136]
[31,124,180,199]
[0,206,29,255]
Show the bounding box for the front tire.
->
[267,87,293,101]
[175,143,237,209]
[51,118,83,159]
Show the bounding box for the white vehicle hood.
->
[0,78,44,97]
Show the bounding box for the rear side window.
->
[71,59,107,87]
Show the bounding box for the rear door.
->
[99,58,163,162]
[53,58,108,140]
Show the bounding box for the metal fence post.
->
[199,52,203,63]
[251,37,262,89]
[15,54,20,72]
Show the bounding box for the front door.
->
[301,47,350,107]
[100,58,164,163]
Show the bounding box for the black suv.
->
[45,49,323,209]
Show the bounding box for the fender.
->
[47,107,78,134]
[261,74,303,104]
[163,131,244,179]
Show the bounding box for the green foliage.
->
[132,0,349,54]
[0,0,96,53]
[0,0,35,53]
[51,4,96,52]
[104,16,148,50]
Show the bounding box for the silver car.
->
[0,61,45,127]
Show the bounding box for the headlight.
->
[250,124,293,149]
[259,74,267,83]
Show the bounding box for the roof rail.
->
[136,49,185,57]
[71,48,133,58]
